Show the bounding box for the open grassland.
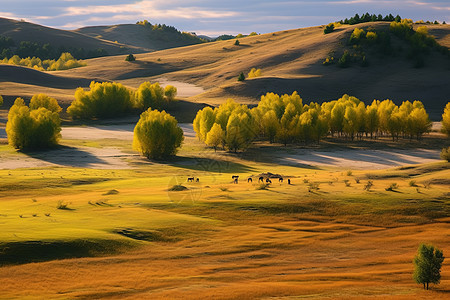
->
[0,149,448,299]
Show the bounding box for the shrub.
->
[364,180,373,191]
[346,170,353,176]
[168,185,188,191]
[234,39,240,46]
[125,54,136,61]
[67,81,133,119]
[0,94,3,107]
[338,51,351,68]
[409,180,418,187]
[324,23,334,34]
[133,109,184,159]
[248,68,262,78]
[343,179,351,187]
[6,97,61,150]
[56,200,69,210]
[237,72,245,81]
[164,85,177,102]
[385,182,399,191]
[440,147,450,162]
[323,56,334,65]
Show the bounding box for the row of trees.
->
[193,92,436,152]
[339,13,401,25]
[67,81,177,119]
[0,52,86,71]
[443,103,450,137]
[6,94,62,150]
[0,36,108,60]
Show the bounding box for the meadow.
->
[0,132,449,299]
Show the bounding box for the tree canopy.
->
[133,109,184,159]
[413,243,445,290]
[6,96,61,150]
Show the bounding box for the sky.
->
[0,0,448,36]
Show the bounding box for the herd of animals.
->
[187,175,291,185]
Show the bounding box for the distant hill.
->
[0,17,135,58]
[1,20,449,120]
[74,21,205,52]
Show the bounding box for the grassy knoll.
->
[0,154,448,298]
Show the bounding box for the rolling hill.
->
[0,21,449,120]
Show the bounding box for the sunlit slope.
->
[1,22,449,119]
[75,23,204,52]
[0,17,135,55]
[65,23,449,112]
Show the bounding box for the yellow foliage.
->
[248,68,262,78]
[0,52,85,71]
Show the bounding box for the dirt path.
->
[0,123,444,170]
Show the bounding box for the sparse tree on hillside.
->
[324,23,334,34]
[234,39,240,46]
[134,81,166,110]
[132,109,184,159]
[442,102,450,137]
[125,54,136,61]
[237,72,245,81]
[413,243,445,290]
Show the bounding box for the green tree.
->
[132,109,184,159]
[67,81,133,119]
[324,23,334,34]
[343,105,358,140]
[6,97,61,150]
[205,123,224,151]
[234,39,240,46]
[442,102,450,137]
[125,54,136,61]
[134,81,165,110]
[225,111,255,152]
[164,85,177,102]
[29,93,62,113]
[413,243,445,290]
[237,72,245,81]
[408,107,431,140]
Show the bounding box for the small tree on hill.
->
[133,109,184,159]
[125,54,136,61]
[442,102,450,137]
[324,23,334,34]
[413,243,445,290]
[237,72,245,81]
[234,39,240,46]
[0,94,3,107]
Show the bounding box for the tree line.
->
[193,92,440,152]
[0,36,108,61]
[67,81,177,119]
[0,52,86,71]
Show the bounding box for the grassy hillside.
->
[1,22,449,120]
[0,17,137,57]
[75,22,205,52]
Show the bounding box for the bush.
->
[440,147,450,162]
[234,39,240,46]
[29,93,62,112]
[0,94,3,107]
[324,23,334,34]
[248,68,262,78]
[67,81,133,119]
[338,51,351,68]
[237,72,245,81]
[134,81,165,110]
[364,180,373,191]
[164,85,177,102]
[125,54,136,61]
[385,182,399,191]
[133,109,184,159]
[6,97,61,150]
[442,102,450,136]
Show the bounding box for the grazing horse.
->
[232,175,239,183]
[196,178,200,183]
[187,177,194,182]
[266,178,272,184]
[279,177,283,183]
[288,179,291,185]
[234,178,238,184]
[258,176,264,183]
[248,178,252,183]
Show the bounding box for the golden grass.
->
[0,155,448,299]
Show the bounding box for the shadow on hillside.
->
[23,145,107,168]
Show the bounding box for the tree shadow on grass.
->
[22,145,108,168]
[165,155,255,174]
